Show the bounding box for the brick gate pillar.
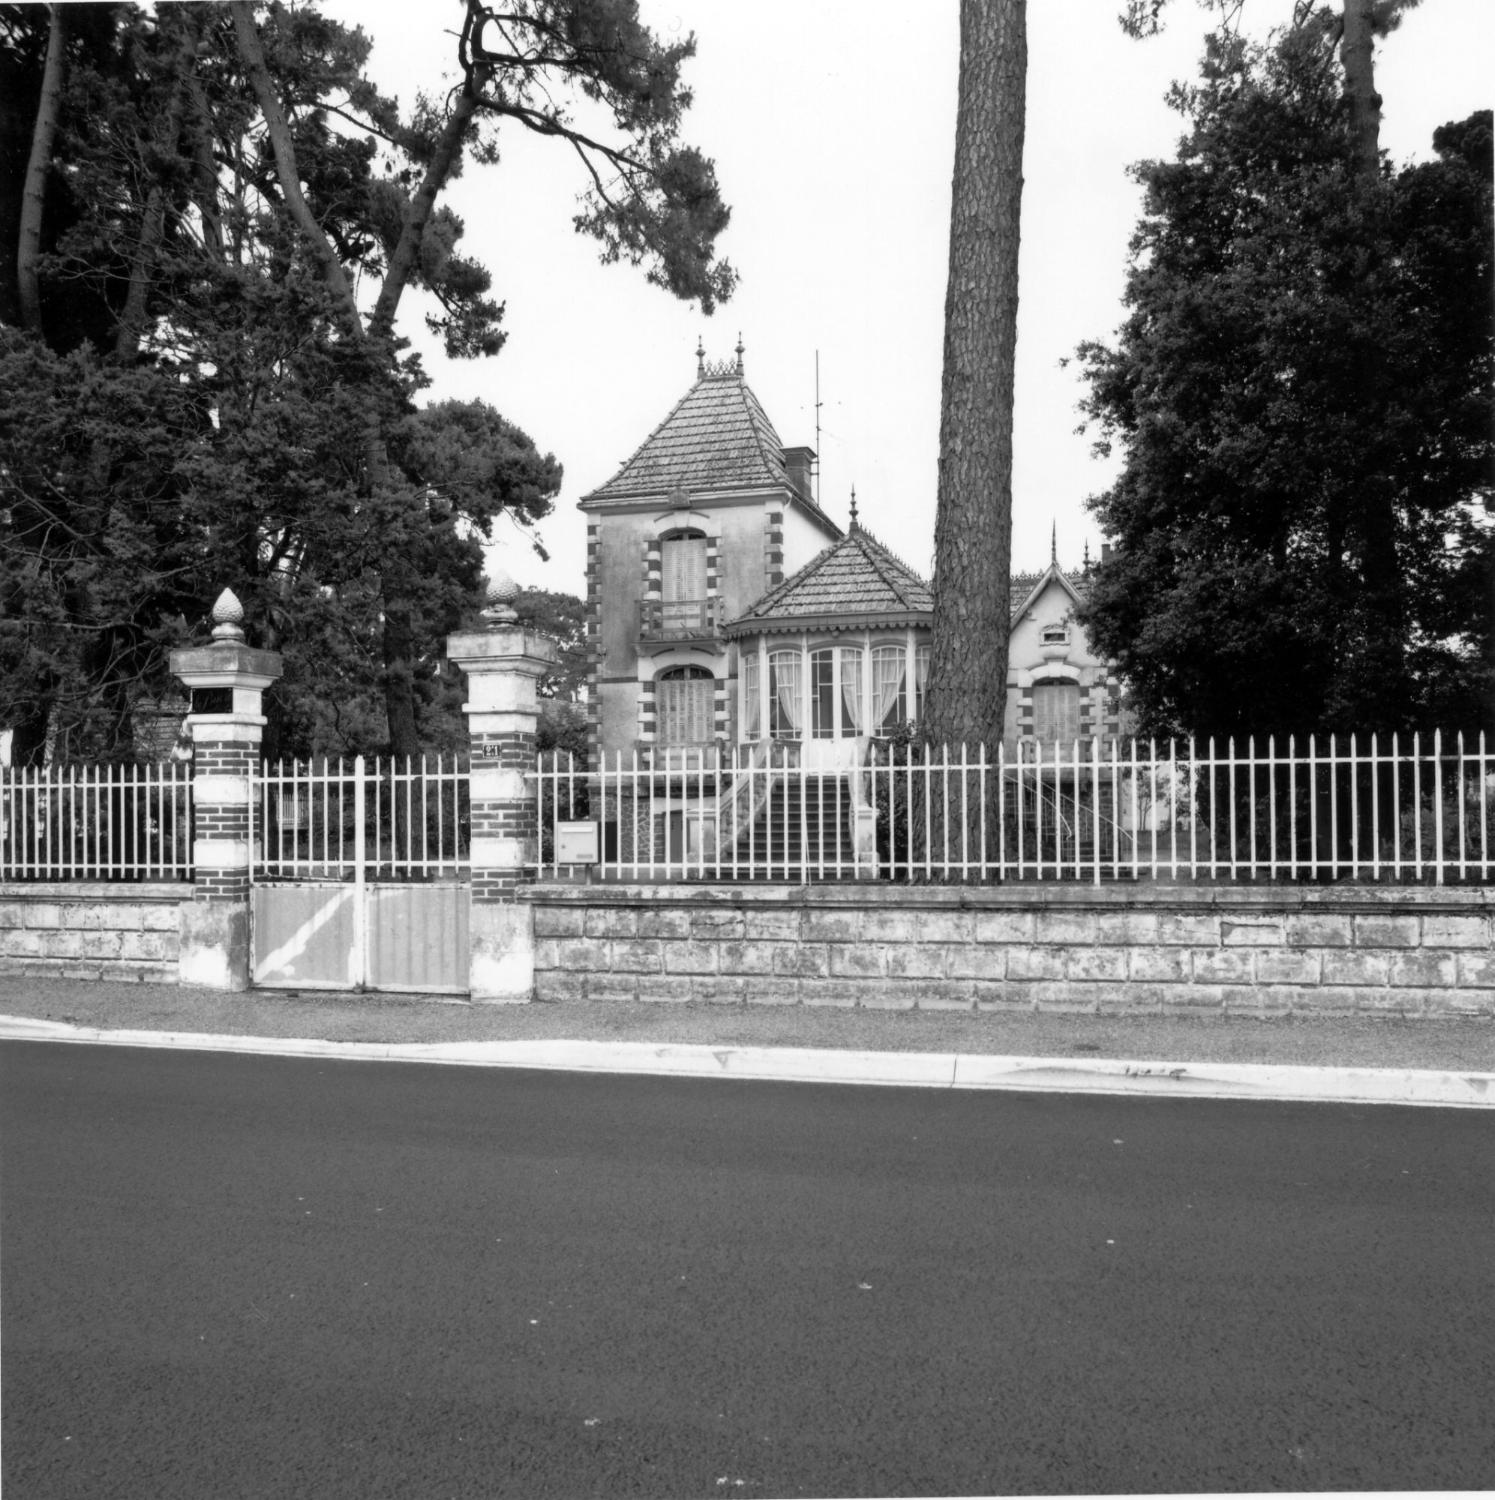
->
[169,588,283,988]
[447,580,557,1002]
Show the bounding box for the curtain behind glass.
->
[771,652,801,734]
[871,647,904,731]
[840,648,863,733]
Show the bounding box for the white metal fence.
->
[6,735,1490,888]
[253,756,469,881]
[0,762,193,880]
[533,732,1495,885]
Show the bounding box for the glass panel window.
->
[741,653,761,739]
[769,651,802,739]
[913,644,930,723]
[1032,682,1080,742]
[839,648,863,734]
[810,649,836,738]
[871,646,906,734]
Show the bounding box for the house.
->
[580,340,842,769]
[581,344,1125,764]
[577,346,1129,869]
[1004,542,1127,750]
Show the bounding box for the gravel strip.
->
[2,977,1491,1073]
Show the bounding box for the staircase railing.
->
[715,740,775,856]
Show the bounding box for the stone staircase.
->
[727,773,857,877]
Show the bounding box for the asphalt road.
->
[3,1041,1492,1499]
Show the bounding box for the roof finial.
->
[849,485,858,529]
[1083,538,1091,571]
[734,333,744,375]
[696,336,705,379]
[1051,520,1057,566]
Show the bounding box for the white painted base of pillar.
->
[469,902,535,1003]
[178,901,250,990]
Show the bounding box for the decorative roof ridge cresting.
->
[583,353,799,504]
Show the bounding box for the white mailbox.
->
[556,820,599,864]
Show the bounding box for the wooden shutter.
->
[662,536,707,601]
[659,670,711,744]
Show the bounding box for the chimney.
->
[1101,542,1114,564]
[781,445,815,505]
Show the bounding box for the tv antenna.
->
[814,351,822,507]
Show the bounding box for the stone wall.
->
[526,883,1495,1017]
[0,883,185,983]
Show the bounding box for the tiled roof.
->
[1010,564,1092,621]
[731,544,1095,634]
[586,367,793,502]
[728,525,933,632]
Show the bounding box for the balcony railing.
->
[638,596,722,641]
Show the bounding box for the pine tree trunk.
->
[116,16,199,361]
[924,0,1026,750]
[382,604,421,760]
[17,4,66,335]
[1338,0,1409,727]
[1339,0,1381,180]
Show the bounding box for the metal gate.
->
[250,756,469,992]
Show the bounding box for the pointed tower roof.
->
[725,521,933,636]
[582,349,808,506]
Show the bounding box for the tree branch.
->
[229,1,365,342]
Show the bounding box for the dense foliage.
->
[0,1,730,762]
[1076,24,1493,737]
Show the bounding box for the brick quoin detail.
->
[473,871,526,901]
[765,510,785,588]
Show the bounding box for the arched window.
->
[657,665,713,745]
[1032,681,1080,742]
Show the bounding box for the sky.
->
[321,0,1492,593]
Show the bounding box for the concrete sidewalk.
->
[2,975,1492,1107]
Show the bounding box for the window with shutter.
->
[657,666,713,744]
[661,534,708,630]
